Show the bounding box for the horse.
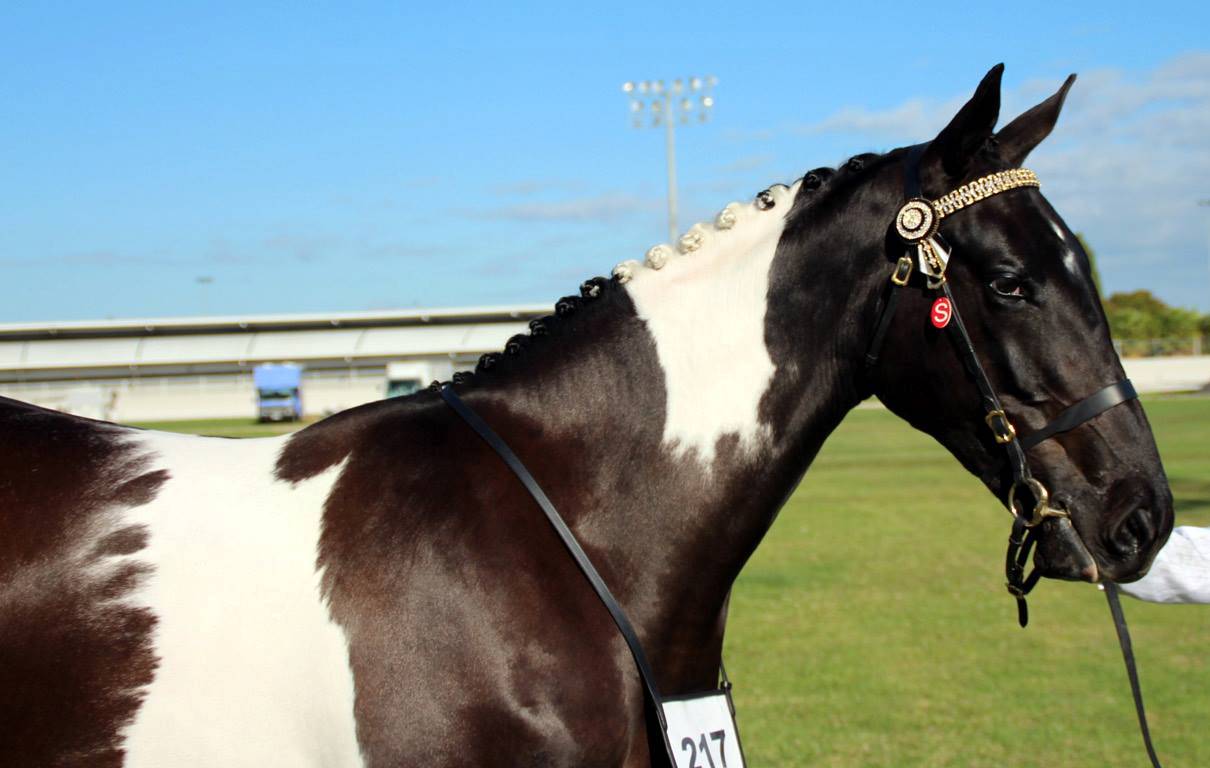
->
[0,64,1173,767]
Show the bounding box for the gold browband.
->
[895,168,1040,245]
[934,168,1039,219]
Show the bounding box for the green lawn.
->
[133,398,1209,767]
[727,396,1209,768]
[128,416,320,438]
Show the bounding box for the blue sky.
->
[2,2,1208,321]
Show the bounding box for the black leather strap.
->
[903,143,928,198]
[439,385,675,749]
[939,280,1032,485]
[1020,380,1138,451]
[864,144,930,373]
[864,285,903,370]
[1104,582,1164,768]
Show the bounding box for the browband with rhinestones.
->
[895,168,1040,245]
[934,168,1039,219]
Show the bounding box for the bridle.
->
[866,144,1165,768]
[865,143,1138,626]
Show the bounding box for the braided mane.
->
[434,153,888,391]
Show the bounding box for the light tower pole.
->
[622,76,717,244]
[1200,199,1210,345]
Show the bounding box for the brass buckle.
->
[985,409,1017,444]
[890,256,913,286]
[1008,478,1069,528]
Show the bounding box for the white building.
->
[0,305,546,422]
[4,305,1206,424]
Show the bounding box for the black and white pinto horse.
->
[0,66,1173,767]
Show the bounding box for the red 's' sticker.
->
[930,297,952,329]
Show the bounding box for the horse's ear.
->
[995,74,1076,165]
[926,63,1003,181]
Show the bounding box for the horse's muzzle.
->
[1032,477,1173,584]
[1032,514,1100,582]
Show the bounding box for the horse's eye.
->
[989,275,1025,299]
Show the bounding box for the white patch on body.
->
[120,431,363,768]
[623,181,800,463]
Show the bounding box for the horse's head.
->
[869,65,1173,586]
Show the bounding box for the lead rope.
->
[1104,582,1164,768]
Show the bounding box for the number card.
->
[661,691,746,768]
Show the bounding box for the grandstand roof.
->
[0,305,549,340]
[0,305,550,379]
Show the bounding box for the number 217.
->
[680,730,726,768]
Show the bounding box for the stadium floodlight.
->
[622,75,718,243]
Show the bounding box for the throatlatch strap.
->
[1020,380,1138,450]
[439,385,671,738]
[1104,582,1164,768]
[864,286,903,370]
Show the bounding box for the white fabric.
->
[1118,526,1210,604]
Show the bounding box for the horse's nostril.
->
[1108,507,1154,559]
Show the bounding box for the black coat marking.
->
[0,398,167,767]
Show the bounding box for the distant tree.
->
[1163,306,1201,338]
[1107,306,1158,340]
[1075,233,1103,295]
[1103,289,1169,321]
[1103,289,1203,355]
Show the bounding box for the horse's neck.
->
[466,178,886,687]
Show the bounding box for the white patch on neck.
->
[624,181,800,464]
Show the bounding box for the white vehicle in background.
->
[385,360,455,399]
[254,363,303,422]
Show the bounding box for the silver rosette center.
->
[895,199,938,243]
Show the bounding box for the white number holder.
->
[661,689,746,768]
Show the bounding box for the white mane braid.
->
[610,182,799,285]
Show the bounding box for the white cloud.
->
[795,53,1210,310]
[474,192,658,222]
[795,97,962,140]
[716,153,777,174]
[488,179,588,197]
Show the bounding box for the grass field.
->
[129,416,321,437]
[133,397,1209,767]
